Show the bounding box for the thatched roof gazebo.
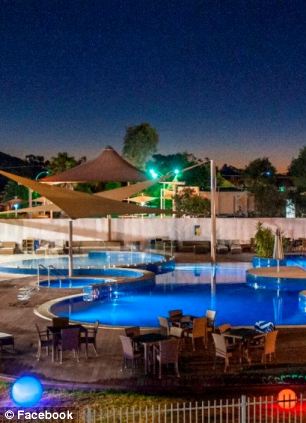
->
[42,146,146,184]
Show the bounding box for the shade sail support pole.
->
[107,215,112,242]
[68,219,73,277]
[210,160,217,265]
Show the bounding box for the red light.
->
[278,389,297,410]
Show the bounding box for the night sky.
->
[1,0,306,170]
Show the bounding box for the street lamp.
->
[28,170,49,208]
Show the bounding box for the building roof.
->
[42,146,146,184]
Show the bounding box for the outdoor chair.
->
[168,309,183,321]
[169,326,185,350]
[153,339,180,379]
[218,323,231,334]
[80,321,99,357]
[124,326,142,351]
[217,324,233,345]
[52,317,69,328]
[186,317,208,351]
[119,335,142,371]
[212,333,238,372]
[124,326,140,338]
[206,309,216,332]
[158,316,170,336]
[248,331,278,364]
[35,324,52,361]
[57,328,80,364]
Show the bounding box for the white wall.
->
[0,217,306,244]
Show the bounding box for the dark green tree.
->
[2,181,29,203]
[174,188,210,216]
[288,146,306,215]
[243,158,286,216]
[48,152,86,175]
[123,123,159,169]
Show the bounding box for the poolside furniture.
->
[35,324,52,361]
[57,328,81,364]
[248,330,278,364]
[222,327,265,364]
[230,241,242,254]
[186,317,208,351]
[217,241,229,254]
[218,324,232,334]
[47,323,87,362]
[0,332,14,352]
[158,316,170,336]
[119,335,143,371]
[64,240,123,254]
[168,309,183,325]
[153,338,180,378]
[80,321,99,357]
[0,241,18,254]
[212,333,237,372]
[132,333,169,375]
[125,326,140,338]
[17,286,36,301]
[52,317,69,328]
[206,309,216,332]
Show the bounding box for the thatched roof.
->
[42,146,146,184]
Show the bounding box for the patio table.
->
[132,333,169,374]
[223,328,265,363]
[47,324,88,362]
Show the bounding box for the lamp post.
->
[28,170,49,212]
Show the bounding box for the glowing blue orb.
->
[11,376,43,407]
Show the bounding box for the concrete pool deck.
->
[248,266,306,279]
[2,271,306,393]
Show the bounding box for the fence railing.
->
[82,394,306,423]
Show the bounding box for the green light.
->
[149,169,158,179]
[174,168,180,175]
[279,186,286,192]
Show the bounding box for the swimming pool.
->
[50,263,306,327]
[0,251,171,275]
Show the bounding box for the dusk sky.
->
[2,0,306,171]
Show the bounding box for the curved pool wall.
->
[0,251,175,276]
[246,272,306,291]
[252,255,306,269]
[39,278,115,289]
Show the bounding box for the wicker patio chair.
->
[57,328,80,364]
[186,317,208,350]
[35,324,53,361]
[119,335,142,370]
[153,339,180,379]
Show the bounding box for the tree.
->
[48,152,86,175]
[174,188,210,216]
[243,158,286,216]
[123,123,159,169]
[2,181,29,203]
[147,152,210,189]
[288,146,306,215]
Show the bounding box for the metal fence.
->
[82,394,306,423]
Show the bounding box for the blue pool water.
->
[40,278,113,289]
[51,263,306,326]
[0,251,166,275]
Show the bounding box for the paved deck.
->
[248,266,306,279]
